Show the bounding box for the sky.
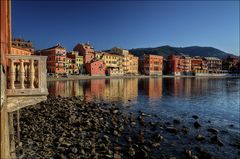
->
[12,0,239,55]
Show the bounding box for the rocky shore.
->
[14,96,239,159]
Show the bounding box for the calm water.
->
[48,77,240,133]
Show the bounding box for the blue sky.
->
[12,1,239,55]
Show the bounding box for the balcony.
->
[6,55,48,112]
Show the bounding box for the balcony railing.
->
[6,55,48,97]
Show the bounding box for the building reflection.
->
[48,78,138,102]
[140,78,162,99]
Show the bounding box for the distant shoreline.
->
[47,74,240,81]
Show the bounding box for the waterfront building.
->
[12,38,34,54]
[203,57,222,73]
[109,47,138,75]
[37,44,67,75]
[223,56,240,71]
[73,43,95,64]
[139,54,163,75]
[67,51,84,74]
[85,60,106,76]
[168,54,191,75]
[95,52,124,76]
[190,56,208,74]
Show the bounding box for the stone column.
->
[9,59,15,89]
[30,60,35,88]
[19,59,25,89]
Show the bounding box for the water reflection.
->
[47,77,240,130]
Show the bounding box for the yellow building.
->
[110,47,138,75]
[95,52,123,76]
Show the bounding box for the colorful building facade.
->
[73,43,95,64]
[190,56,208,73]
[37,44,67,75]
[203,57,222,73]
[67,51,83,74]
[139,54,163,75]
[85,60,106,76]
[95,52,123,76]
[168,54,191,75]
[12,38,34,54]
[109,47,138,75]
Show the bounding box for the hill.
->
[129,45,235,59]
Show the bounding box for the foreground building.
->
[1,1,48,158]
[37,44,67,75]
[139,54,163,75]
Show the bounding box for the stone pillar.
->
[9,59,15,89]
[19,59,25,89]
[30,60,35,88]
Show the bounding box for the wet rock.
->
[211,135,224,146]
[193,121,201,129]
[128,146,135,157]
[196,148,211,159]
[192,115,199,119]
[71,147,78,153]
[114,152,121,159]
[166,127,178,134]
[195,134,205,141]
[207,128,219,134]
[173,119,181,125]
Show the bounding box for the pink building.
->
[85,60,106,76]
[73,43,95,64]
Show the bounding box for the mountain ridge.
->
[129,45,237,59]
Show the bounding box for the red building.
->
[37,44,66,75]
[85,60,106,76]
[168,54,191,75]
[190,56,208,72]
[139,54,163,75]
[73,43,95,64]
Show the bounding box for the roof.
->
[204,57,221,61]
[41,44,66,51]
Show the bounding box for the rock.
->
[71,147,78,153]
[196,148,212,159]
[166,127,178,134]
[128,146,135,157]
[139,148,148,158]
[207,128,219,134]
[211,135,224,146]
[151,133,163,142]
[173,119,181,124]
[195,134,205,141]
[114,153,121,159]
[192,115,199,119]
[113,130,120,136]
[193,121,201,129]
[151,142,160,148]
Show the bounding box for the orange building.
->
[11,46,32,56]
[139,54,163,75]
[190,56,208,73]
[168,54,191,75]
[12,38,34,54]
[37,44,67,75]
